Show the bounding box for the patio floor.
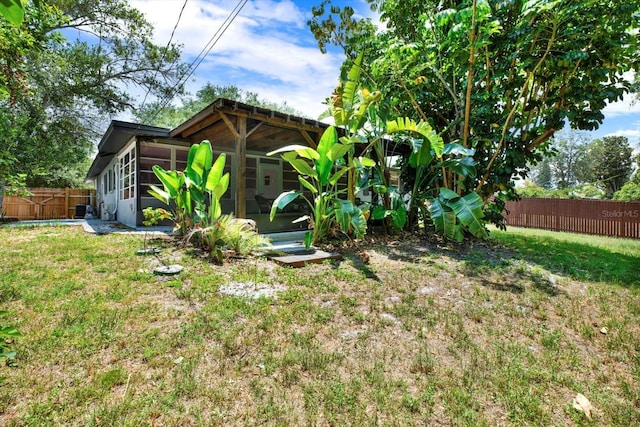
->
[3,218,312,254]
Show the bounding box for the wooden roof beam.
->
[247,122,263,138]
[300,130,317,149]
[219,112,240,139]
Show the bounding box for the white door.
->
[259,162,282,199]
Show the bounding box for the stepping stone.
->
[154,264,183,275]
[269,250,342,268]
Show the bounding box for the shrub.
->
[613,181,640,201]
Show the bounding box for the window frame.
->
[119,147,136,201]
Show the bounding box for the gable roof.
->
[86,99,327,180]
[86,121,170,179]
[86,98,409,182]
[171,98,326,138]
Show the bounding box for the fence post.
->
[65,188,70,219]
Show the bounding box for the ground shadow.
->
[315,253,382,282]
[370,232,639,290]
[490,232,640,289]
[476,278,525,294]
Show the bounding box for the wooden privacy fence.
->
[2,188,96,220]
[504,198,640,239]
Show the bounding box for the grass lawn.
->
[0,225,638,426]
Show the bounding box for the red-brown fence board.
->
[2,188,96,220]
[505,198,640,239]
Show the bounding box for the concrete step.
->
[260,230,313,254]
[262,230,308,243]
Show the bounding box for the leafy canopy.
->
[0,0,185,189]
[309,0,640,226]
[575,136,634,198]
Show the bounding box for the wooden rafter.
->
[300,130,317,149]
[247,122,263,138]
[219,112,240,139]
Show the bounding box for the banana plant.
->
[320,53,382,204]
[430,188,487,242]
[268,126,369,247]
[183,140,230,228]
[370,189,408,232]
[322,54,447,236]
[148,168,192,235]
[404,137,487,241]
[148,140,229,236]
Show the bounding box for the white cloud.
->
[243,0,305,26]
[604,129,640,140]
[130,0,345,118]
[602,94,639,118]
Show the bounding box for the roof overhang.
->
[170,98,327,139]
[86,120,170,180]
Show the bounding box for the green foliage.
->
[310,0,640,225]
[0,0,25,26]
[149,141,263,264]
[150,140,230,237]
[192,215,269,264]
[322,53,481,240]
[516,181,556,198]
[533,159,553,190]
[269,126,366,246]
[141,207,172,228]
[402,136,487,240]
[0,311,21,365]
[613,182,640,201]
[576,136,634,198]
[140,207,171,252]
[547,132,588,189]
[429,188,487,242]
[370,190,408,232]
[517,181,605,199]
[216,215,271,257]
[275,51,485,242]
[1,0,185,188]
[149,140,229,235]
[149,168,192,235]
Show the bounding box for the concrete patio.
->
[3,218,310,254]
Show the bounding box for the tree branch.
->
[476,16,558,191]
[462,0,478,149]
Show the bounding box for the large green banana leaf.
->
[387,117,445,159]
[429,196,463,242]
[447,191,488,239]
[315,126,339,186]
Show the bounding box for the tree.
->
[550,132,588,189]
[0,0,184,199]
[309,0,640,227]
[576,136,634,197]
[0,3,63,211]
[533,159,553,190]
[528,131,588,189]
[135,83,305,129]
[613,182,640,201]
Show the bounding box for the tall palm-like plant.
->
[148,140,229,235]
[268,125,368,247]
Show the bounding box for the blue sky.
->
[130,0,366,119]
[130,0,639,147]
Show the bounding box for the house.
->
[86,98,330,232]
